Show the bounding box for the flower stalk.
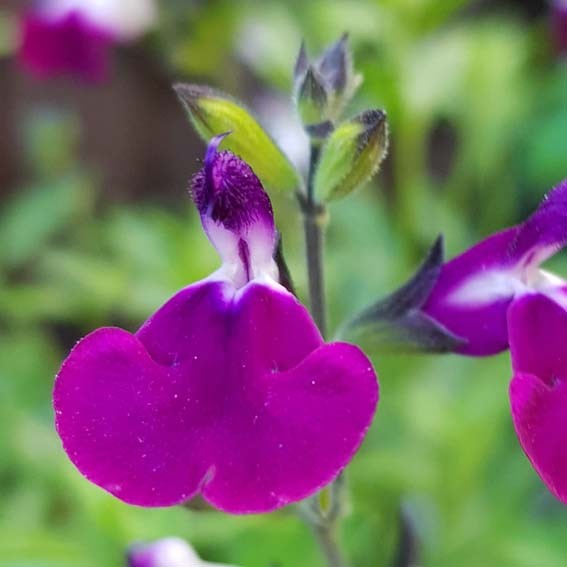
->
[299,144,350,567]
[300,143,328,338]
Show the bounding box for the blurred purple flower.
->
[551,0,567,56]
[18,0,157,80]
[508,294,567,504]
[128,537,236,567]
[421,179,567,356]
[54,135,379,514]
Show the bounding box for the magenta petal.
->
[510,374,567,503]
[54,280,378,513]
[422,180,567,356]
[508,293,567,387]
[512,180,567,267]
[422,228,519,355]
[551,0,567,55]
[203,340,377,512]
[508,294,567,503]
[19,10,112,81]
[54,327,211,506]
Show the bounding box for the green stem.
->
[312,524,349,567]
[302,144,328,338]
[298,144,350,567]
[298,487,349,567]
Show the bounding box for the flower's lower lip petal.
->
[20,11,112,81]
[55,280,376,512]
[510,372,567,504]
[421,228,519,356]
[54,327,211,507]
[136,280,234,367]
[137,279,323,373]
[202,342,379,514]
[508,293,567,382]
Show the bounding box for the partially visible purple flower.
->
[128,537,236,567]
[53,135,379,514]
[421,179,567,356]
[19,0,157,81]
[508,293,567,503]
[551,0,567,56]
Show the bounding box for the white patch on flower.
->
[448,269,527,307]
[132,537,237,567]
[530,268,566,289]
[41,0,157,39]
[245,222,279,280]
[449,266,567,308]
[534,270,567,308]
[203,216,277,289]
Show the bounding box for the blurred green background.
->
[1,0,567,565]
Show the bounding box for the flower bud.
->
[318,33,354,96]
[175,84,301,193]
[293,34,362,135]
[295,65,329,129]
[314,109,389,202]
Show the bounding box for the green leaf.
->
[174,84,302,193]
[0,176,90,269]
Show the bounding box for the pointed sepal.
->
[341,236,466,353]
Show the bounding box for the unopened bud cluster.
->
[294,35,389,202]
[293,34,361,139]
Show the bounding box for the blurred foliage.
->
[1,0,567,566]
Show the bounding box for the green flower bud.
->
[295,65,329,129]
[293,34,362,136]
[314,109,389,202]
[175,84,302,193]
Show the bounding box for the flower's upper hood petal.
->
[191,134,278,288]
[511,180,567,269]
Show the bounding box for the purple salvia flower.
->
[508,293,567,503]
[19,0,157,81]
[127,537,236,567]
[551,0,567,56]
[421,179,567,356]
[53,135,379,513]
